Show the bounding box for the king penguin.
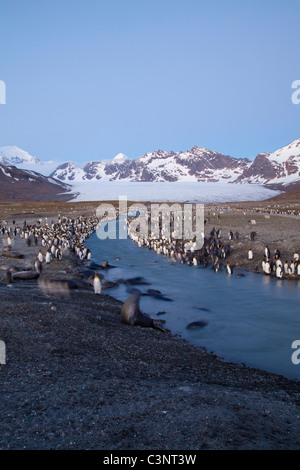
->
[45,249,51,264]
[226,262,233,275]
[93,273,102,294]
[38,250,44,263]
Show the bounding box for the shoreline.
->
[0,201,300,450]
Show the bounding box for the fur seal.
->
[120,290,165,331]
[124,276,151,286]
[89,261,104,270]
[12,271,40,280]
[100,279,118,289]
[1,270,12,283]
[2,251,25,259]
[186,320,208,329]
[80,269,103,279]
[141,289,173,301]
[101,260,116,269]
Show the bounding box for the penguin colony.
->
[0,214,98,282]
[1,210,299,285]
[127,212,300,279]
[207,204,300,217]
[127,212,233,274]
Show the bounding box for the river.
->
[85,219,300,381]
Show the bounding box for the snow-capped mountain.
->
[50,154,130,182]
[111,153,128,164]
[0,145,60,175]
[50,162,86,182]
[236,138,300,188]
[0,146,40,165]
[2,138,300,197]
[51,147,251,183]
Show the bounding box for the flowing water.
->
[86,220,300,381]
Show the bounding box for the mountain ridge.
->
[51,146,251,184]
[1,138,300,191]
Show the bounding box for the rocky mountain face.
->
[236,138,300,189]
[49,138,300,189]
[0,163,73,202]
[1,138,300,193]
[51,147,251,184]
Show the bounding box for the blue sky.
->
[0,0,299,163]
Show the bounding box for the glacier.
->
[71,180,280,203]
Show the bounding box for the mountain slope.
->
[0,163,73,202]
[236,138,300,188]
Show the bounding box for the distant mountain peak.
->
[189,145,214,153]
[0,146,40,165]
[111,153,128,163]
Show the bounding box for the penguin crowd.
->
[127,213,300,280]
[0,214,98,279]
[261,246,300,279]
[208,204,300,217]
[2,210,299,288]
[128,216,233,274]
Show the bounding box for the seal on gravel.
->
[120,290,165,331]
[12,271,40,280]
[2,251,25,259]
[1,270,12,283]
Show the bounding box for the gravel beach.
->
[0,200,299,451]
